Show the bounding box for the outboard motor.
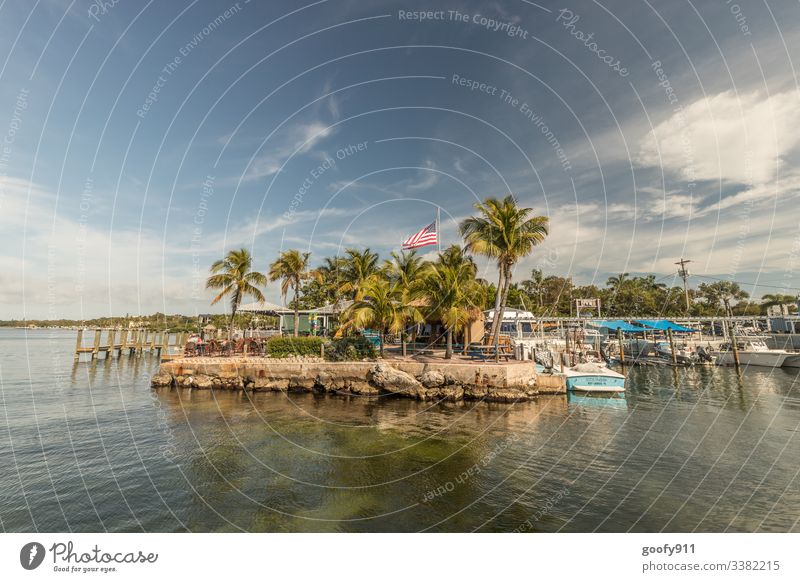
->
[697,346,713,363]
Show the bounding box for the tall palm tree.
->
[383,250,429,355]
[268,249,312,337]
[383,250,427,287]
[339,247,380,300]
[414,245,482,359]
[342,277,423,357]
[459,195,549,347]
[206,248,267,340]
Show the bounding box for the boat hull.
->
[564,373,626,393]
[714,351,789,367]
[782,354,800,368]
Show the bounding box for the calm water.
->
[1,328,798,532]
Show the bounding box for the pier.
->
[73,328,189,362]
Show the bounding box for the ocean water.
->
[1,328,798,532]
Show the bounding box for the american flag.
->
[402,221,438,249]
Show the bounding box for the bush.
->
[324,336,377,361]
[266,336,324,357]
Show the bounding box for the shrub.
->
[266,336,324,357]
[324,336,377,361]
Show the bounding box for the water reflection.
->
[2,330,799,532]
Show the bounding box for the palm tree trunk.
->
[492,265,513,347]
[293,286,299,337]
[229,306,237,342]
[445,328,453,359]
[401,329,407,357]
[488,269,504,343]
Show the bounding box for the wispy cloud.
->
[244,121,335,182]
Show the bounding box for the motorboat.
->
[654,341,698,365]
[710,339,791,367]
[562,362,626,393]
[782,353,800,368]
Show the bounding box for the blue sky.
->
[2,0,800,318]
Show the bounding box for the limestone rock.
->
[288,375,315,392]
[370,363,423,397]
[191,374,215,389]
[150,373,173,387]
[419,370,445,388]
[253,376,289,391]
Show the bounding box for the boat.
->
[782,354,800,368]
[653,341,698,365]
[710,338,791,367]
[562,362,626,393]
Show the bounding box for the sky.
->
[1,0,800,319]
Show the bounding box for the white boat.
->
[710,339,791,367]
[654,341,698,365]
[562,363,626,393]
[782,354,800,368]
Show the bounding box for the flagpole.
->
[436,207,441,252]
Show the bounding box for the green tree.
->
[342,277,423,357]
[459,195,549,347]
[414,245,483,359]
[268,249,312,337]
[760,293,798,314]
[206,248,267,340]
[521,268,546,310]
[339,247,380,300]
[697,281,749,317]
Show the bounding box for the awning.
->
[635,320,698,333]
[589,320,647,333]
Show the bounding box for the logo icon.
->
[20,542,46,570]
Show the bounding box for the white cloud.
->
[636,89,800,185]
[245,121,335,182]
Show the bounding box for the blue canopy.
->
[635,320,698,333]
[589,320,646,333]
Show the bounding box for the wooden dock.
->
[74,328,189,362]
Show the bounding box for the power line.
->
[692,274,800,293]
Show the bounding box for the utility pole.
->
[675,258,692,313]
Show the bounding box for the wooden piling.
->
[74,329,84,361]
[617,328,625,366]
[92,329,102,359]
[135,329,144,354]
[667,328,678,365]
[730,326,741,368]
[107,329,116,358]
[120,329,129,353]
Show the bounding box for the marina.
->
[2,328,798,533]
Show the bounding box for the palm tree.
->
[315,255,346,305]
[761,293,797,311]
[268,249,312,337]
[342,277,422,357]
[521,268,545,310]
[459,195,549,347]
[383,250,428,355]
[206,248,267,340]
[606,272,630,289]
[383,250,427,287]
[414,245,483,359]
[339,247,380,299]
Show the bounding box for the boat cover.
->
[635,319,698,332]
[589,320,646,332]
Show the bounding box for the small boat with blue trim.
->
[562,362,626,393]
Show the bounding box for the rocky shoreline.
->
[151,358,566,402]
